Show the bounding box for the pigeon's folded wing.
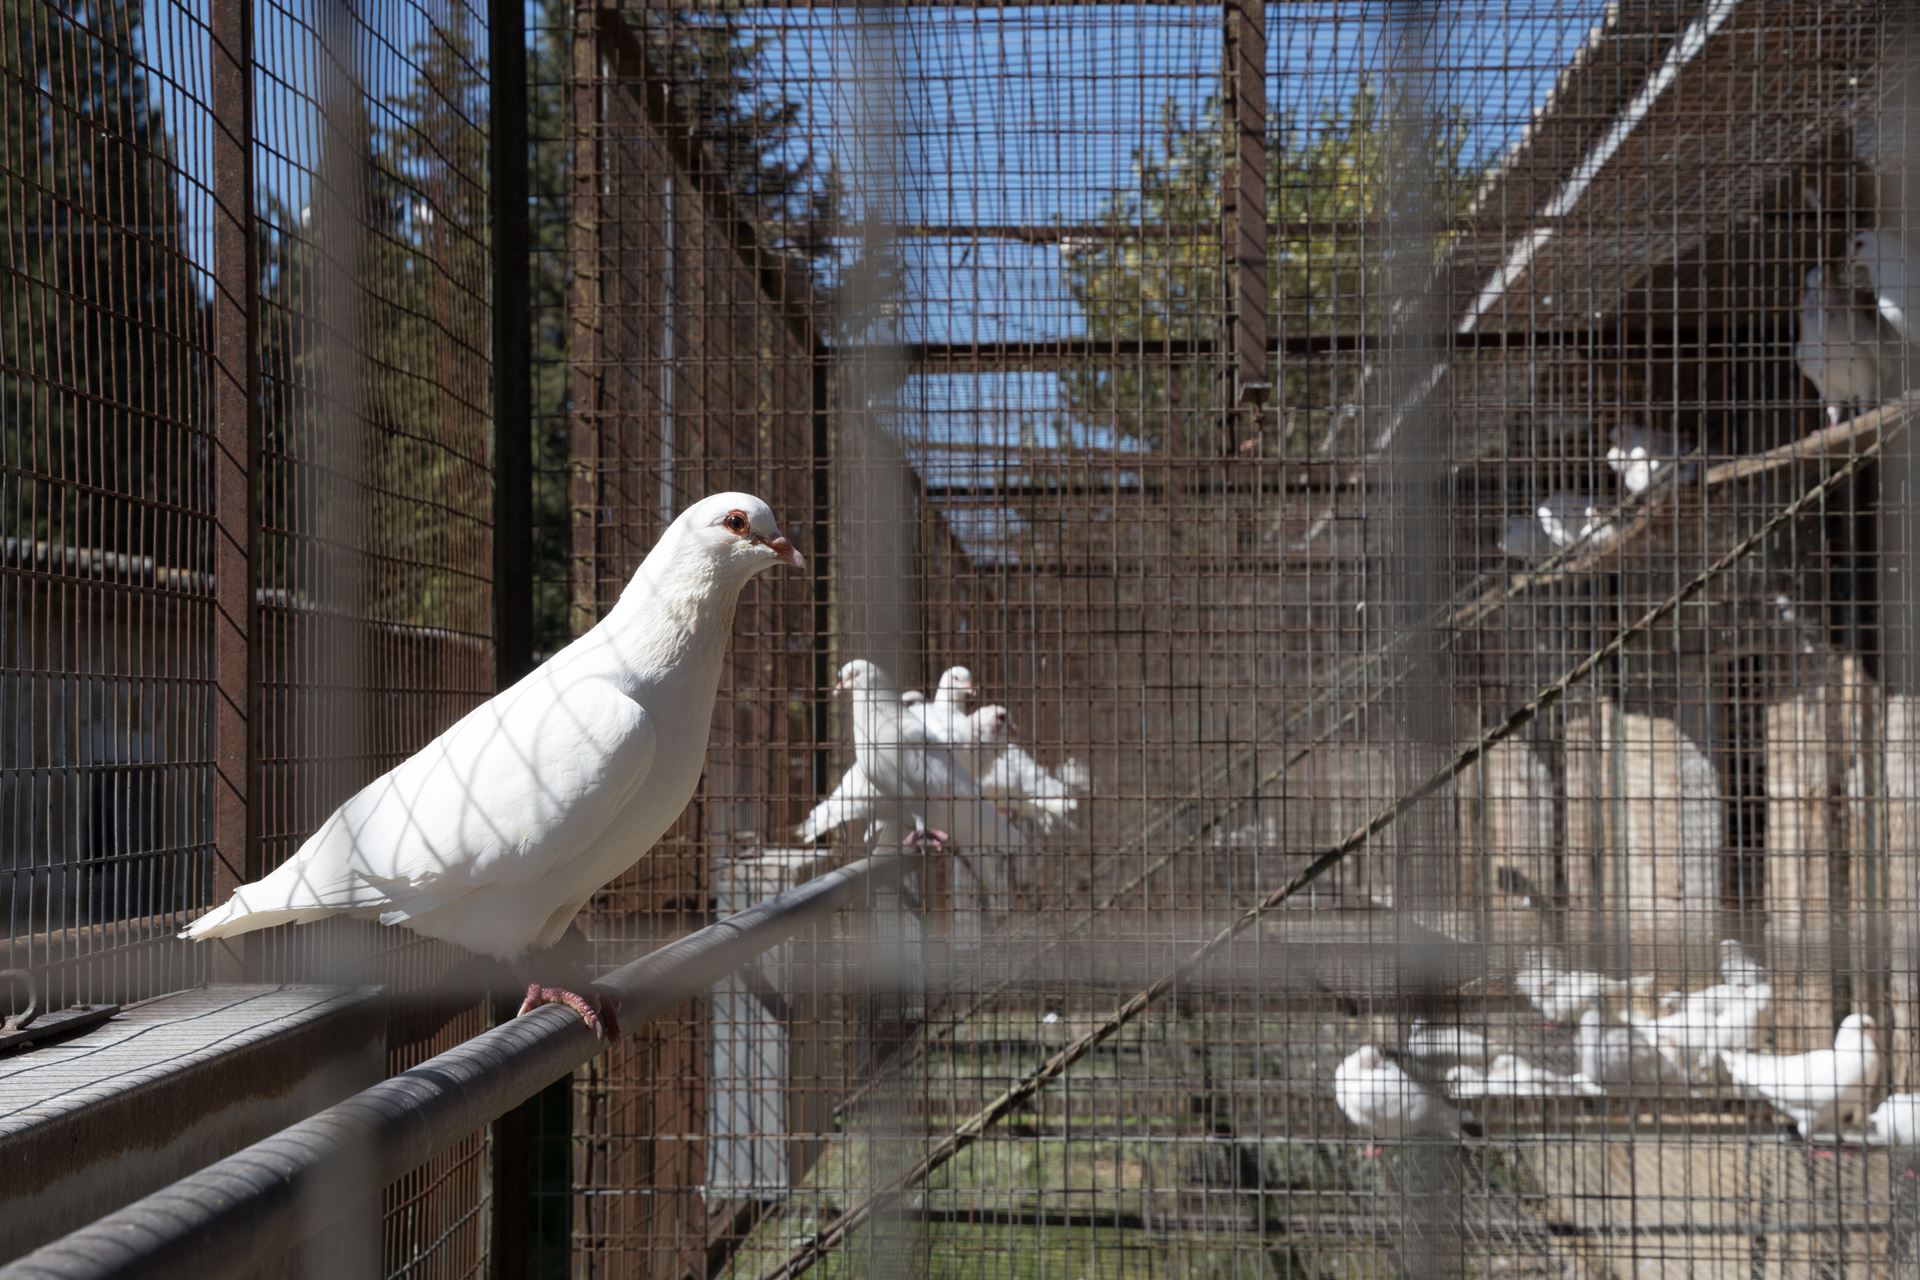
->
[798,765,881,843]
[185,677,656,936]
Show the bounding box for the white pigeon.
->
[912,666,977,743]
[1721,1014,1882,1142]
[1578,1009,1685,1093]
[1498,514,1557,560]
[1447,1054,1603,1099]
[1333,1045,1465,1156]
[1516,950,1651,1024]
[970,710,1087,833]
[795,765,883,844]
[1534,492,1615,551]
[1797,265,1893,425]
[834,660,1024,924]
[1869,1093,1920,1173]
[1850,229,1917,342]
[1606,424,1693,496]
[1404,1020,1493,1067]
[182,493,804,1035]
[1719,937,1766,987]
[1629,980,1771,1078]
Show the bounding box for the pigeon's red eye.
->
[724,511,749,534]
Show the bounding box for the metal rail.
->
[0,851,909,1280]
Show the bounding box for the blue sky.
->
[135,0,1605,496]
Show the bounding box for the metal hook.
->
[0,969,40,1034]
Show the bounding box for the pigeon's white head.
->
[1839,1013,1878,1042]
[832,659,885,695]
[968,704,1012,745]
[671,492,804,578]
[939,666,975,696]
[1349,1045,1385,1071]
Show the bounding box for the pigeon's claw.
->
[519,982,620,1040]
[906,825,950,850]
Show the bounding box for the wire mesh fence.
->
[13,0,1920,1275]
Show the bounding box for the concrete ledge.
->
[0,985,383,1262]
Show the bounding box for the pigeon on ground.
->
[1721,1014,1882,1144]
[1850,229,1917,343]
[1869,1093,1920,1175]
[1628,980,1771,1078]
[1516,951,1651,1025]
[1606,424,1694,496]
[1333,1045,1469,1157]
[1797,266,1894,425]
[1719,938,1766,987]
[182,493,805,1036]
[1578,1009,1685,1093]
[1447,1054,1604,1099]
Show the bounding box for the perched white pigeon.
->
[1850,229,1917,343]
[912,666,977,743]
[1404,1020,1493,1067]
[1721,1014,1882,1142]
[1797,265,1893,425]
[1534,492,1615,551]
[1516,951,1651,1024]
[972,715,1087,832]
[1578,1009,1685,1093]
[1606,424,1693,496]
[1498,514,1557,560]
[1333,1045,1466,1156]
[1629,980,1771,1077]
[1447,1054,1603,1099]
[182,493,804,1036]
[834,660,1024,925]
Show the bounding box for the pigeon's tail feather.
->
[180,895,338,940]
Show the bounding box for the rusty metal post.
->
[208,0,259,984]
[1222,0,1270,431]
[568,0,603,637]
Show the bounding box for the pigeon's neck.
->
[592,559,751,691]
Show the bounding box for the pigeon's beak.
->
[831,674,853,695]
[765,535,805,569]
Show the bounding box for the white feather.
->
[1721,1014,1881,1139]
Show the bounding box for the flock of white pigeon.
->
[1501,228,1915,562]
[1335,940,1920,1163]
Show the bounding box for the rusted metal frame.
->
[595,3,826,359]
[810,358,834,806]
[485,0,536,1267]
[1220,0,1269,421]
[0,851,910,1280]
[569,0,603,637]
[208,0,260,985]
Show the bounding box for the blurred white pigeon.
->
[834,660,1024,924]
[1534,492,1615,551]
[1516,951,1651,1024]
[1721,1014,1882,1142]
[1498,514,1557,560]
[912,666,977,743]
[1869,1093,1920,1173]
[1797,265,1893,425]
[972,714,1087,832]
[795,765,882,844]
[1719,937,1766,987]
[1578,1009,1685,1092]
[1404,1020,1493,1067]
[1447,1054,1603,1099]
[1850,229,1917,342]
[1629,980,1771,1077]
[1333,1045,1466,1157]
[182,493,804,1036]
[1606,424,1693,496]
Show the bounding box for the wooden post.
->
[1221,0,1270,431]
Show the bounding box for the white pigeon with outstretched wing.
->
[1722,1014,1881,1140]
[183,493,804,1031]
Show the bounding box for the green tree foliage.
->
[1062,83,1473,456]
[1,0,205,554]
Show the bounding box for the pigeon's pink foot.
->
[1901,1167,1918,1181]
[1361,1144,1386,1159]
[906,826,950,850]
[519,983,621,1040]
[1806,1146,1837,1161]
